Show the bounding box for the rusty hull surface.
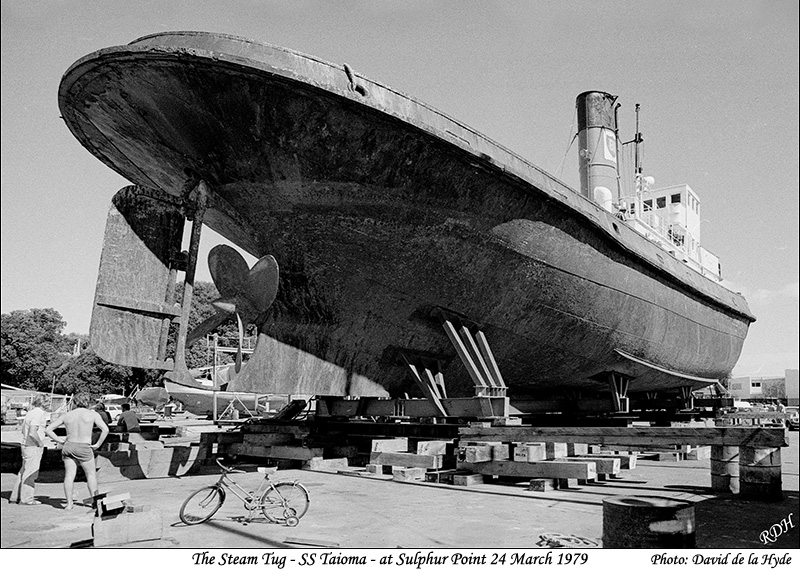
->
[59,32,754,399]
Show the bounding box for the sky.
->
[1,0,798,378]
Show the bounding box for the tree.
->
[1,308,69,391]
[53,347,131,396]
[167,281,253,370]
[0,281,246,395]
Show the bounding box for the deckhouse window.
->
[656,197,666,209]
[671,194,681,204]
[643,199,653,211]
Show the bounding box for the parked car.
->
[786,407,799,431]
[105,404,123,422]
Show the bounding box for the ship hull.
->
[59,32,754,400]
[163,380,274,418]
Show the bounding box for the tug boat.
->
[59,32,754,411]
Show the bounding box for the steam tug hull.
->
[59,32,753,403]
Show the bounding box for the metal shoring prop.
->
[170,180,209,382]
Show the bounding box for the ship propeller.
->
[185,245,279,373]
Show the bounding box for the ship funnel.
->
[577,91,619,207]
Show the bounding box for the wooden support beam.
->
[316,396,509,419]
[370,451,443,469]
[511,398,626,414]
[458,460,597,480]
[459,426,788,448]
[564,456,621,475]
[586,453,637,470]
[371,438,409,453]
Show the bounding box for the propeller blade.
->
[247,255,280,313]
[234,311,244,373]
[163,367,198,387]
[211,298,238,314]
[186,311,232,347]
[208,245,249,298]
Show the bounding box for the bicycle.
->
[179,458,309,527]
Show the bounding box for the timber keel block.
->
[458,460,596,480]
[370,451,444,469]
[527,478,556,492]
[453,473,484,486]
[392,467,427,482]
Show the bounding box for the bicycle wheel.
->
[180,486,225,525]
[260,482,309,523]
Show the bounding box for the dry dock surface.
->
[1,427,798,549]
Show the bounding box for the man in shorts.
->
[10,395,48,504]
[45,393,109,510]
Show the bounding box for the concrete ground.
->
[1,429,798,550]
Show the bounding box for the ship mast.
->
[634,103,644,192]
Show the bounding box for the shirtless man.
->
[45,393,109,510]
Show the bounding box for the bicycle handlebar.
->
[215,458,245,474]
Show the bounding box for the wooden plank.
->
[268,446,324,460]
[416,440,452,456]
[303,457,349,472]
[459,426,788,448]
[243,433,296,447]
[370,451,443,469]
[241,425,310,437]
[513,443,546,462]
[527,479,556,492]
[371,438,409,453]
[199,432,244,444]
[319,396,508,419]
[586,453,637,470]
[453,473,484,486]
[459,445,492,463]
[545,442,567,459]
[424,469,460,483]
[491,443,510,461]
[459,460,597,480]
[392,467,427,481]
[567,443,589,456]
[511,399,618,414]
[564,456,620,475]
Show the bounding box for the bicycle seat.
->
[257,467,278,475]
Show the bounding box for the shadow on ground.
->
[695,491,799,549]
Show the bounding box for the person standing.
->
[94,402,112,427]
[117,402,141,433]
[45,393,109,510]
[10,395,48,505]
